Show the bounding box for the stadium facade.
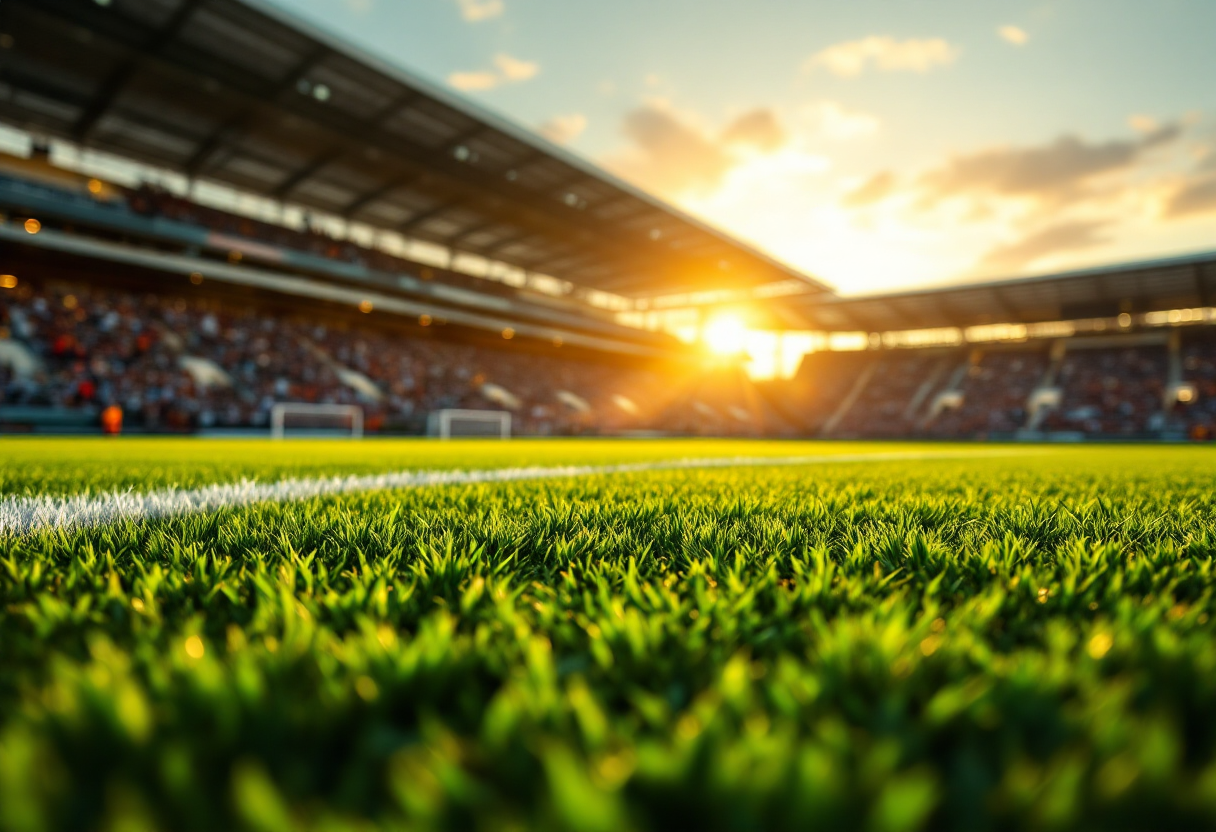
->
[0,0,1214,439]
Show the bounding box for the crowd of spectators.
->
[0,279,753,436]
[5,279,1216,440]
[1168,340,1216,440]
[780,339,1216,440]
[836,350,955,438]
[928,350,1050,438]
[1039,347,1168,436]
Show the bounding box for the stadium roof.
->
[0,0,829,299]
[789,250,1216,333]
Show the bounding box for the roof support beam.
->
[340,173,421,217]
[441,125,489,154]
[444,221,501,248]
[984,289,1019,323]
[72,0,207,141]
[367,90,425,126]
[270,147,344,199]
[398,199,466,234]
[479,231,536,257]
[1194,264,1210,308]
[184,47,331,176]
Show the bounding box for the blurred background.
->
[0,0,1214,439]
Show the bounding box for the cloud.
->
[448,53,538,91]
[979,220,1112,272]
[612,104,734,196]
[539,113,588,145]
[844,171,897,208]
[999,25,1029,46]
[919,124,1181,203]
[454,0,503,22]
[494,53,538,82]
[806,36,958,77]
[801,101,880,140]
[448,71,500,92]
[1129,114,1160,133]
[1164,173,1216,219]
[720,109,786,153]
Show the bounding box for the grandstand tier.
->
[0,0,827,298]
[1,0,1214,441]
[773,331,1216,442]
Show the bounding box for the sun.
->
[702,314,749,356]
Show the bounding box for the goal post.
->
[270,403,364,439]
[428,409,511,440]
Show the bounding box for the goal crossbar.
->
[270,403,364,439]
[430,408,511,440]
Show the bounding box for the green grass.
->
[0,437,917,497]
[3,440,1216,831]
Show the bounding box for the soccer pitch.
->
[3,440,1216,831]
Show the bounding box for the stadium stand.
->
[0,275,787,436]
[766,330,1216,442]
[1039,342,1169,437]
[830,348,961,439]
[926,348,1051,438]
[4,139,1216,440]
[1,0,1215,440]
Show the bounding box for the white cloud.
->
[1129,114,1160,133]
[806,36,958,77]
[448,71,501,92]
[454,0,504,23]
[448,53,538,92]
[917,125,1181,203]
[801,101,880,140]
[539,113,588,145]
[720,109,787,153]
[494,53,539,82]
[999,25,1029,46]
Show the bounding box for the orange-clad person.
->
[100,404,123,436]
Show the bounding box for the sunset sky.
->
[267,0,1216,297]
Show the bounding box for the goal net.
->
[429,409,512,440]
[270,403,364,439]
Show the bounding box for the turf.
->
[3,440,1216,832]
[0,437,924,497]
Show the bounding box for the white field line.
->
[0,450,1027,537]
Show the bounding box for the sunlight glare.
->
[703,314,749,356]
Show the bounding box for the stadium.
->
[1,1,1216,830]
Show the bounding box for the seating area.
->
[124,184,522,303]
[4,275,1216,440]
[0,152,601,317]
[1040,346,1168,436]
[783,350,875,433]
[835,350,957,438]
[1169,340,1216,439]
[0,278,767,436]
[927,349,1051,438]
[781,335,1216,440]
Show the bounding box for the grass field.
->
[3,439,1216,832]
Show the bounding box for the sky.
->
[266,0,1216,297]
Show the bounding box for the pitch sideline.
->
[0,449,1032,537]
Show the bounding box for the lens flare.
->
[702,314,749,356]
